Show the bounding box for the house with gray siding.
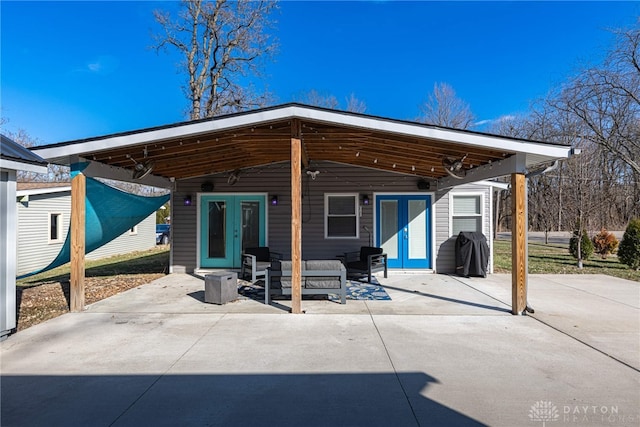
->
[16,183,157,276]
[170,161,496,276]
[32,104,575,313]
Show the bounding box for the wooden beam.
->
[290,119,309,171]
[511,173,527,315]
[291,123,302,314]
[70,173,86,312]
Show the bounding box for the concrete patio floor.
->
[1,273,638,426]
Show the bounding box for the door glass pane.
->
[380,200,398,258]
[408,199,427,259]
[241,201,260,252]
[208,201,226,258]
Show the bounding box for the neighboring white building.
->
[1,134,48,339]
[16,182,157,277]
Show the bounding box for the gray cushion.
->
[305,278,341,289]
[305,260,343,270]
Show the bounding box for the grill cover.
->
[455,231,489,278]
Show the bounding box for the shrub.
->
[569,228,594,261]
[592,228,619,259]
[618,218,640,270]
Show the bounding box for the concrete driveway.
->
[1,273,638,427]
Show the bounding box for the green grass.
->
[17,246,170,286]
[493,240,640,282]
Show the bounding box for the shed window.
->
[49,213,62,243]
[452,195,482,235]
[325,194,359,238]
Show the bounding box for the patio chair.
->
[342,246,388,283]
[241,247,283,282]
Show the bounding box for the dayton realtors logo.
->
[529,401,637,425]
[529,401,560,426]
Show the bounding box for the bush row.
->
[569,219,640,270]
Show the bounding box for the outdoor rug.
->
[238,277,391,302]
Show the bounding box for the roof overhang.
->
[31,103,575,188]
[16,186,72,197]
[0,158,48,174]
[1,134,48,174]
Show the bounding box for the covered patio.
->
[32,104,576,315]
[2,272,638,426]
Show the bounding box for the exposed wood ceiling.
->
[33,104,573,189]
[85,118,512,181]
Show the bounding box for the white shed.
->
[1,134,48,340]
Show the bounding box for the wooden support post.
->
[511,173,527,315]
[70,173,86,312]
[291,121,302,314]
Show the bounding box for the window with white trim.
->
[49,212,62,243]
[129,226,138,235]
[451,194,483,235]
[325,194,359,238]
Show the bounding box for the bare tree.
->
[488,22,640,235]
[4,128,69,183]
[295,90,339,109]
[551,25,640,178]
[418,82,476,129]
[153,0,278,119]
[296,90,368,113]
[345,93,367,113]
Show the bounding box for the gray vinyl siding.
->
[87,214,156,260]
[435,184,492,274]
[17,192,71,275]
[172,161,494,274]
[16,191,156,276]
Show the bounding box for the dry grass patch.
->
[16,247,170,331]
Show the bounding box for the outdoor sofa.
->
[265,260,347,304]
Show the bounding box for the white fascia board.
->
[31,105,573,163]
[0,159,48,174]
[289,106,573,159]
[31,107,301,163]
[16,187,71,197]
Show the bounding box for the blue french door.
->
[376,195,432,269]
[200,195,266,268]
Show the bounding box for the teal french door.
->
[199,194,266,268]
[376,195,432,269]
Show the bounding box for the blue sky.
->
[1,1,639,145]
